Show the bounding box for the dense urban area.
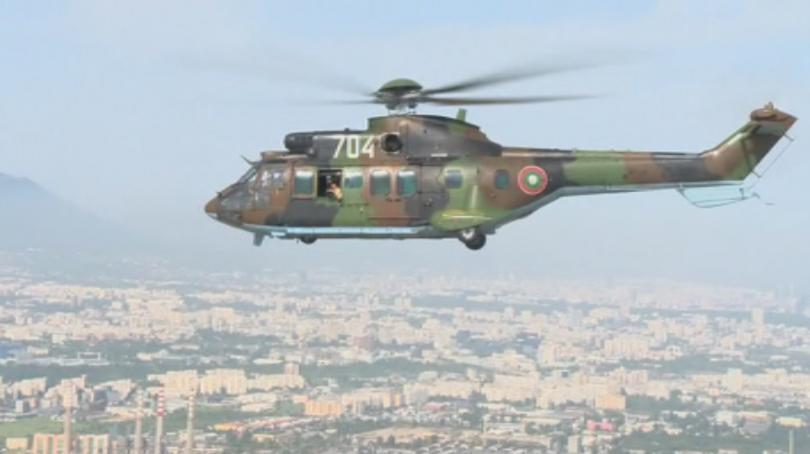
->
[1,260,808,454]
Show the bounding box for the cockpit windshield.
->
[237,166,258,185]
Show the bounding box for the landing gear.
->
[458,228,486,250]
[299,236,317,245]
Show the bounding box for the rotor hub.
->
[377,78,423,94]
[338,60,603,113]
[375,78,423,112]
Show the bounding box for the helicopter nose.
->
[204,196,221,219]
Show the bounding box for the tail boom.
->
[558,103,797,191]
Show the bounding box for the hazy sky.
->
[2,1,809,290]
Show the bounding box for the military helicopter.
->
[204,65,797,250]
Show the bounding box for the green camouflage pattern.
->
[205,103,796,249]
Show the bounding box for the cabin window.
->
[317,169,343,198]
[495,169,510,190]
[293,169,314,196]
[343,170,363,189]
[445,169,463,189]
[397,170,417,197]
[370,170,391,197]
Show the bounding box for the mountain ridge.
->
[0,172,130,254]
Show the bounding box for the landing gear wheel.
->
[458,228,486,250]
[300,236,317,245]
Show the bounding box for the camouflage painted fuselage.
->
[205,104,796,248]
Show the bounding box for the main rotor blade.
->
[320,99,383,105]
[421,61,600,96]
[178,51,373,95]
[420,94,598,105]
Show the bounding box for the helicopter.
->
[204,66,797,250]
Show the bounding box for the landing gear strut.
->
[458,228,486,250]
[300,236,317,245]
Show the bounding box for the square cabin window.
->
[370,170,391,197]
[343,170,363,189]
[294,169,314,196]
[445,169,463,189]
[495,169,510,190]
[397,170,417,197]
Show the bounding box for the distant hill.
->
[0,172,128,254]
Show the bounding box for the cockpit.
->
[205,163,290,224]
[217,166,256,215]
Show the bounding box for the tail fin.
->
[701,103,797,181]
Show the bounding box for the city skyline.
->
[1,267,808,452]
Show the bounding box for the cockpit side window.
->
[257,166,272,189]
[252,166,273,208]
[268,167,287,189]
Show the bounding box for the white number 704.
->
[332,135,375,159]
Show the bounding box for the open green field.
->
[0,406,251,445]
[0,417,61,444]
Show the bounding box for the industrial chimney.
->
[133,389,144,454]
[63,383,75,454]
[184,393,195,454]
[153,389,165,454]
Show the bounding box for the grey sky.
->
[1,1,809,290]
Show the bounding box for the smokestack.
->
[63,383,74,454]
[153,390,165,454]
[184,393,195,454]
[789,429,795,454]
[133,389,144,454]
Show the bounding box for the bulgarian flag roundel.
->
[517,165,549,195]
